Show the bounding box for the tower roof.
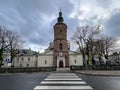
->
[54,10,67,29]
[57,9,64,23]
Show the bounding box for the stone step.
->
[56,68,70,71]
[55,68,71,72]
[50,73,76,75]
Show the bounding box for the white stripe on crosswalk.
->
[50,73,76,75]
[47,76,79,78]
[34,72,93,90]
[40,81,86,84]
[34,86,93,90]
[45,78,82,80]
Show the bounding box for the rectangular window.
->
[22,57,24,61]
[27,64,29,67]
[17,58,19,62]
[20,64,22,67]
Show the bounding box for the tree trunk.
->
[0,49,3,67]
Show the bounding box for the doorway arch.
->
[59,60,63,68]
[57,56,65,68]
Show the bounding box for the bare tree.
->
[0,26,24,67]
[0,27,10,67]
[71,25,102,65]
[100,35,116,59]
[7,31,24,63]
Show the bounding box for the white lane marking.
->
[34,86,93,90]
[40,81,86,84]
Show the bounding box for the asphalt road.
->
[0,73,49,90]
[0,72,120,90]
[76,73,120,90]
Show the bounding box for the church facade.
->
[37,11,83,68]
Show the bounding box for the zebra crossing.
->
[34,73,93,90]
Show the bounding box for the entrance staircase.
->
[55,68,71,73]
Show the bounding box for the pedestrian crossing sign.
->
[6,58,11,63]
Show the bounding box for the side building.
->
[109,52,120,64]
[13,49,37,67]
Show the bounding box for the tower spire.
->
[57,9,64,23]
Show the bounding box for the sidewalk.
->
[75,70,120,76]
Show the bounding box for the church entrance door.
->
[59,60,63,68]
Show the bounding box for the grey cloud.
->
[104,10,120,38]
[0,0,120,51]
[96,0,112,8]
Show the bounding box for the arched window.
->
[28,57,30,61]
[59,43,62,50]
[45,60,47,64]
[60,29,62,33]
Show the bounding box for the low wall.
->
[70,65,120,70]
[0,66,56,73]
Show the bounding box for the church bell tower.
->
[53,10,69,67]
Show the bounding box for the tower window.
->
[60,29,62,33]
[59,43,62,50]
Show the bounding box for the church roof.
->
[69,50,82,55]
[39,50,53,56]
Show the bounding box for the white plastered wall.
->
[37,55,53,67]
[13,55,37,67]
[69,54,83,66]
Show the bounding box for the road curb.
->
[75,71,120,77]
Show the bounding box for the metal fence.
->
[70,65,120,70]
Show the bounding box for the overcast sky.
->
[0,0,120,52]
